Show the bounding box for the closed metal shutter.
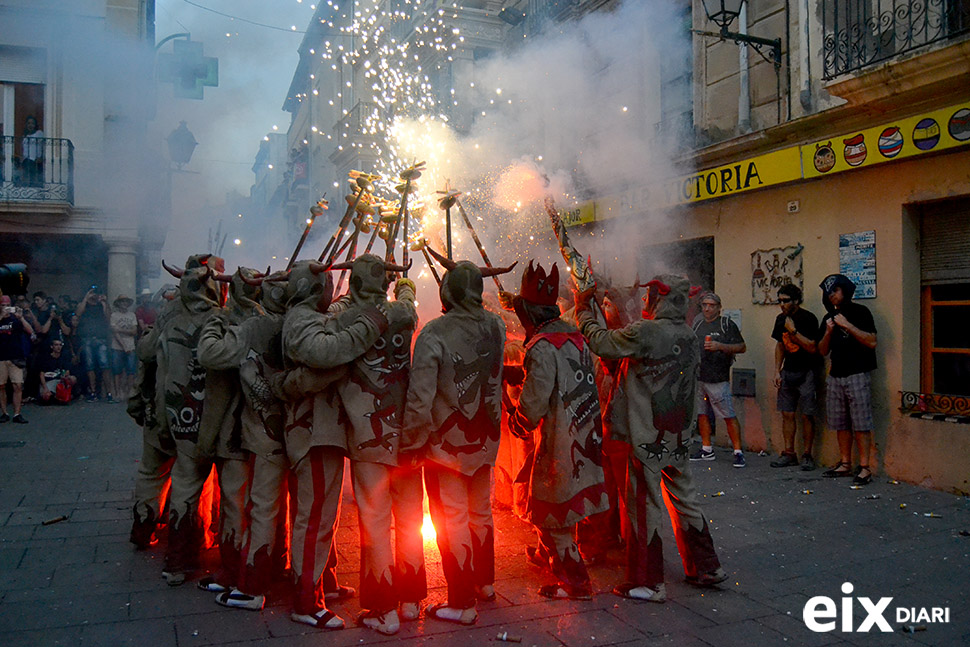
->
[921,200,970,284]
[0,46,47,84]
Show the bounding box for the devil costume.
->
[281,260,389,628]
[145,254,238,584]
[576,274,725,602]
[402,259,509,622]
[128,315,175,549]
[195,267,276,593]
[508,262,608,600]
[318,254,425,634]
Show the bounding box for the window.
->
[919,199,970,396]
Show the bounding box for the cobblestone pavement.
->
[0,400,967,646]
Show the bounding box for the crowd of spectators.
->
[0,286,163,423]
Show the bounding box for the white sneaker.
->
[399,601,420,621]
[613,582,666,603]
[357,609,400,635]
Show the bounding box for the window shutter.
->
[0,46,47,84]
[921,202,970,284]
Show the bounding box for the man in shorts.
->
[690,293,748,468]
[769,284,820,470]
[75,287,112,401]
[817,275,878,486]
[0,295,34,423]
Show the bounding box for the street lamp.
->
[696,0,784,121]
[166,121,197,169]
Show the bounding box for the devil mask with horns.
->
[425,246,516,314]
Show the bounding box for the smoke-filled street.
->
[0,401,966,646]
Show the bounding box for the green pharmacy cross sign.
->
[157,39,218,100]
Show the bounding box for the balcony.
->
[0,136,75,204]
[823,0,970,79]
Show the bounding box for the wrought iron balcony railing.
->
[0,136,75,204]
[899,391,970,422]
[823,0,970,79]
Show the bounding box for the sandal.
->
[476,584,496,602]
[526,546,549,570]
[215,588,265,611]
[197,575,229,593]
[323,584,355,602]
[290,608,345,630]
[426,603,478,625]
[853,467,872,486]
[538,583,592,601]
[356,609,400,635]
[822,461,854,478]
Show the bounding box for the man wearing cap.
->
[769,284,820,471]
[817,274,878,486]
[690,292,748,468]
[110,295,138,401]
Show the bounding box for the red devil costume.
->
[281,260,389,629]
[575,274,726,602]
[401,256,512,625]
[508,261,608,600]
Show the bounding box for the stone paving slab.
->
[0,402,967,647]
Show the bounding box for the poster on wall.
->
[751,244,803,304]
[838,231,876,299]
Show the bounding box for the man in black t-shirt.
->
[689,292,748,468]
[769,284,820,471]
[817,274,878,485]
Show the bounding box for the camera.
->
[90,285,99,293]
[3,306,15,315]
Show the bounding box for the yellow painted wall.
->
[656,147,970,493]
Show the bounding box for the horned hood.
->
[348,253,390,305]
[286,260,333,312]
[651,274,692,322]
[439,261,484,314]
[228,267,264,318]
[179,254,226,313]
[260,270,289,315]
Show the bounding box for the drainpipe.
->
[798,0,812,111]
[738,3,751,133]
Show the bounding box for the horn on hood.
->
[425,245,457,271]
[383,259,413,274]
[239,269,265,286]
[162,260,184,278]
[212,272,234,283]
[325,260,354,271]
[480,261,517,277]
[308,261,332,274]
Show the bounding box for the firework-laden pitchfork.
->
[334,196,380,294]
[319,171,378,263]
[286,195,328,271]
[409,235,441,286]
[447,189,507,293]
[543,195,595,293]
[386,161,424,275]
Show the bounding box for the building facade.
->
[0,0,167,302]
[263,0,969,492]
